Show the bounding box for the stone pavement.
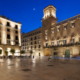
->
[0,57,80,80]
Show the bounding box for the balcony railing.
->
[43,43,80,48]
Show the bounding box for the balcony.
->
[43,42,80,48]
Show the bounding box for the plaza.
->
[0,57,80,80]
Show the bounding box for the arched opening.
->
[65,49,70,58]
[44,48,50,56]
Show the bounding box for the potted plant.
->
[29,50,33,58]
[10,49,15,58]
[20,50,25,57]
[5,51,8,58]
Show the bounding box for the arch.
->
[65,49,70,58]
[44,48,50,56]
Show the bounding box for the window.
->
[70,38,75,44]
[15,31,18,34]
[34,41,37,44]
[51,29,54,33]
[7,22,10,26]
[34,45,36,48]
[34,36,36,40]
[45,36,48,40]
[57,27,60,32]
[63,40,67,45]
[64,25,67,30]
[15,36,18,40]
[7,29,10,32]
[16,42,18,45]
[38,41,41,44]
[31,46,33,49]
[31,38,33,40]
[45,43,48,47]
[71,23,75,28]
[45,30,48,35]
[39,31,41,33]
[31,42,33,45]
[7,40,10,44]
[51,42,54,46]
[57,41,60,46]
[39,45,41,48]
[15,25,18,29]
[7,34,10,39]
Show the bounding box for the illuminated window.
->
[38,41,41,44]
[45,36,48,40]
[45,30,48,35]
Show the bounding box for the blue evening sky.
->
[0,0,80,33]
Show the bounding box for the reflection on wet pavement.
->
[0,58,80,80]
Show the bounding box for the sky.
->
[0,0,80,33]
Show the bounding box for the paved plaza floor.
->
[0,57,80,80]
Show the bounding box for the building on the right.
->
[42,5,80,58]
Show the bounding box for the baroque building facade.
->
[22,5,80,58]
[0,15,21,56]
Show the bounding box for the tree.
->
[20,50,25,56]
[5,51,8,57]
[0,49,2,57]
[30,50,33,56]
[10,49,15,57]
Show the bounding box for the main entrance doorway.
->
[65,49,70,58]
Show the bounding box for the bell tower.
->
[43,5,56,19]
[42,5,57,48]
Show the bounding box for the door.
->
[65,49,70,58]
